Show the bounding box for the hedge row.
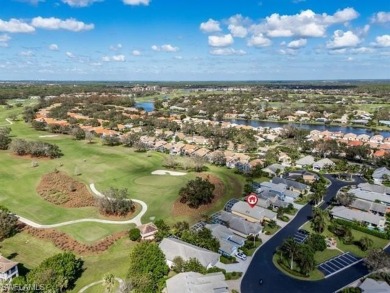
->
[333,219,390,240]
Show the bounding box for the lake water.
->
[136,102,390,138]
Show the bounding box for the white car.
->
[235,252,247,261]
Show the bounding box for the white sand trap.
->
[39,135,59,138]
[152,170,187,176]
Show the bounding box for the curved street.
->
[240,175,380,293]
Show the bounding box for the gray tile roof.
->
[205,224,245,255]
[262,163,286,175]
[218,211,263,236]
[373,167,390,180]
[159,238,220,268]
[359,278,390,293]
[350,188,390,205]
[272,177,309,191]
[359,183,390,195]
[350,199,371,212]
[331,206,385,227]
[166,272,229,293]
[231,201,276,221]
[295,155,315,166]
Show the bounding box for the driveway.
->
[240,175,372,293]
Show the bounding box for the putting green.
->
[133,175,185,187]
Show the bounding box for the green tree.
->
[0,205,18,241]
[359,237,374,252]
[129,228,141,241]
[364,249,390,272]
[179,177,215,208]
[27,252,83,292]
[127,242,169,293]
[98,188,135,216]
[279,238,300,270]
[305,233,326,252]
[182,258,207,274]
[172,256,185,273]
[103,273,115,293]
[311,208,327,234]
[154,219,171,242]
[71,127,86,140]
[296,244,315,276]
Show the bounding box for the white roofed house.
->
[205,224,246,257]
[218,211,263,238]
[0,256,19,281]
[370,135,384,144]
[262,163,286,177]
[278,152,292,166]
[330,206,386,229]
[295,155,315,168]
[357,134,370,142]
[165,272,229,293]
[231,201,277,223]
[313,158,335,171]
[372,167,390,185]
[159,238,220,269]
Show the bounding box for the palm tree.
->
[103,273,115,293]
[359,236,374,251]
[310,192,323,205]
[297,246,316,276]
[279,238,300,270]
[311,207,328,234]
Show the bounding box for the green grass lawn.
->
[302,219,389,258]
[314,249,342,264]
[264,224,280,235]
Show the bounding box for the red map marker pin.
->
[247,193,258,208]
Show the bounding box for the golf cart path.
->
[17,184,147,228]
[78,277,124,293]
[0,118,14,126]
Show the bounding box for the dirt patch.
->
[171,173,225,219]
[37,171,95,208]
[23,225,127,255]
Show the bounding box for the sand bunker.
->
[151,170,187,176]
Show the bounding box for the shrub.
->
[129,228,141,241]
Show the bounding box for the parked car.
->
[235,252,247,261]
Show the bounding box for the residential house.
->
[0,256,18,281]
[231,201,277,223]
[295,155,315,168]
[285,170,319,184]
[258,182,301,203]
[170,142,185,155]
[350,199,387,216]
[343,133,357,141]
[205,224,246,256]
[370,135,384,144]
[218,211,263,238]
[372,167,390,185]
[192,148,210,158]
[349,188,390,207]
[159,238,220,269]
[278,152,292,166]
[137,223,158,240]
[182,144,199,156]
[165,272,229,293]
[271,177,309,194]
[330,206,386,229]
[262,163,286,177]
[313,158,335,171]
[359,278,390,293]
[154,140,167,152]
[357,134,370,142]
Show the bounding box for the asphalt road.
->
[241,175,374,293]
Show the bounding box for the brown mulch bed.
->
[23,225,127,255]
[36,171,95,208]
[171,173,225,219]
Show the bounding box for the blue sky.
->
[0,0,389,80]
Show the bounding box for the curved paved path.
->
[17,184,147,228]
[241,175,375,293]
[78,277,124,293]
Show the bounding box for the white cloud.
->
[31,17,94,32]
[371,12,390,23]
[210,48,246,56]
[208,34,234,47]
[123,0,150,5]
[110,43,122,51]
[279,48,298,56]
[0,18,35,33]
[0,34,10,46]
[151,44,179,52]
[373,35,390,47]
[247,34,271,47]
[62,0,101,7]
[200,19,221,33]
[287,38,307,49]
[132,50,141,56]
[102,54,126,62]
[49,44,59,51]
[66,51,75,58]
[174,56,183,59]
[350,47,374,54]
[251,8,358,38]
[228,24,248,38]
[20,50,34,57]
[326,30,360,49]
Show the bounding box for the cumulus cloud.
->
[200,19,221,33]
[31,17,94,31]
[251,7,358,38]
[326,30,361,49]
[62,0,102,7]
[208,34,234,47]
[66,51,75,58]
[123,0,150,5]
[210,48,246,56]
[0,34,10,47]
[102,54,126,62]
[20,50,34,57]
[151,44,179,52]
[0,18,35,33]
[49,43,59,51]
[227,14,250,38]
[247,34,271,47]
[287,38,307,49]
[132,50,141,56]
[373,35,390,47]
[371,12,390,23]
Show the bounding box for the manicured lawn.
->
[264,224,280,235]
[314,249,342,264]
[56,222,135,244]
[302,219,390,258]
